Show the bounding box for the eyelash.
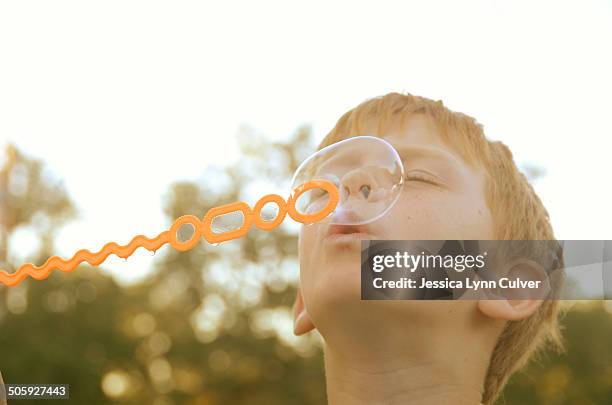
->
[404,171,439,185]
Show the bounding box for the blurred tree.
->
[0,136,611,405]
[0,145,75,269]
[519,162,547,183]
[502,302,612,404]
[0,129,327,405]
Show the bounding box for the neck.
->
[323,342,484,405]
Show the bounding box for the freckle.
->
[478,209,483,216]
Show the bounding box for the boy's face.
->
[297,114,496,342]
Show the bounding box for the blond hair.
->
[317,92,564,404]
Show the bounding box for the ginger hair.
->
[316,92,564,404]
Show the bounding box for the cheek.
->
[378,191,447,239]
[298,225,321,290]
[447,191,495,239]
[380,189,494,240]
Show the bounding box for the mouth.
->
[324,224,375,243]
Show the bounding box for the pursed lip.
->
[324,224,375,241]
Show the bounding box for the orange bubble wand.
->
[0,180,339,287]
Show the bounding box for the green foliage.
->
[501,302,612,405]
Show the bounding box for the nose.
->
[339,168,380,203]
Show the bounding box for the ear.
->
[478,259,549,321]
[293,287,316,335]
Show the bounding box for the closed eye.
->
[404,170,440,185]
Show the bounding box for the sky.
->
[1,0,611,284]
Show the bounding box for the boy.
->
[292,93,563,404]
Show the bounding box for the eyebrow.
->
[393,145,464,169]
